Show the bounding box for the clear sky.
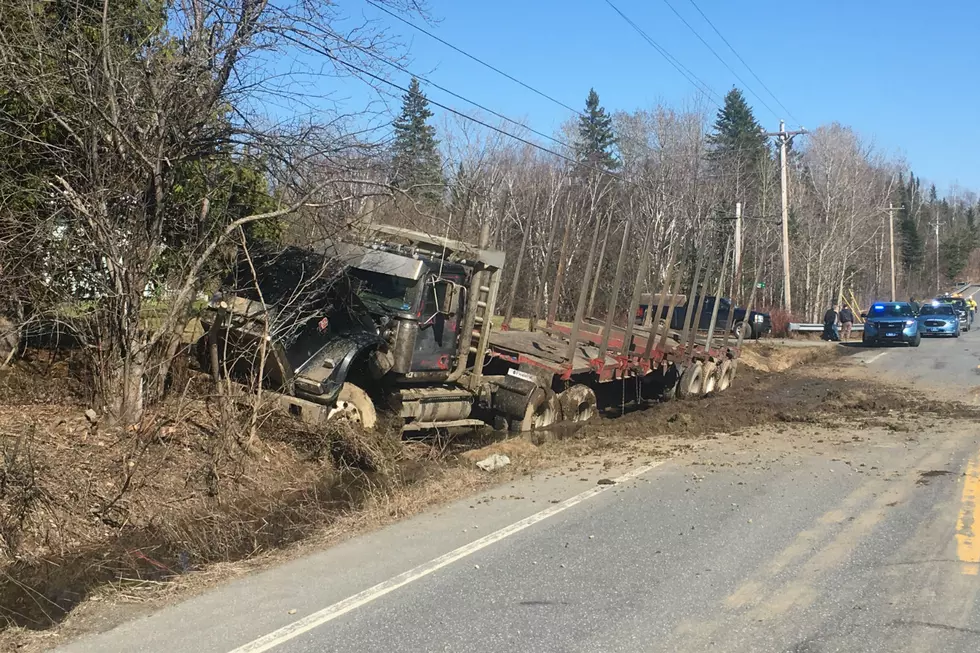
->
[346,0,977,193]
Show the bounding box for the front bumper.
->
[918,319,958,336]
[864,321,918,343]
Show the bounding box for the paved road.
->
[849,286,980,395]
[58,337,980,653]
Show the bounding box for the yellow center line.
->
[956,452,980,575]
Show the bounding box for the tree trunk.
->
[99,345,147,426]
[586,211,613,319]
[547,213,575,326]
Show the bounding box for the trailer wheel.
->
[716,360,733,392]
[676,362,703,399]
[700,362,719,395]
[725,360,739,387]
[559,385,597,423]
[514,389,560,432]
[326,382,377,430]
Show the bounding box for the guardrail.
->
[788,323,864,333]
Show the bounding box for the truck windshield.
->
[868,304,913,318]
[349,268,420,312]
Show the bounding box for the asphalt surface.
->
[57,326,980,652]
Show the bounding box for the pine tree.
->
[896,174,924,273]
[575,88,618,171]
[967,205,977,237]
[708,88,768,168]
[391,77,444,203]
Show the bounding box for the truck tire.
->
[326,382,378,430]
[558,385,597,423]
[676,362,703,399]
[514,389,560,432]
[700,361,719,395]
[725,360,738,387]
[733,322,749,341]
[716,360,733,392]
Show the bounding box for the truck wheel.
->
[725,360,738,387]
[515,390,560,432]
[733,322,749,341]
[676,362,703,399]
[700,362,720,395]
[716,360,733,392]
[327,382,377,430]
[559,385,597,422]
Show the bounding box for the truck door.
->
[411,272,465,372]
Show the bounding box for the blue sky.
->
[342,0,977,192]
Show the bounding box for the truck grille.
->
[876,321,904,330]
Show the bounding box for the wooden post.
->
[621,213,656,356]
[565,203,606,365]
[501,197,536,330]
[598,218,632,359]
[703,236,734,353]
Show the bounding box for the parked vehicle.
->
[200,224,745,435]
[861,302,920,347]
[935,295,971,331]
[916,302,960,337]
[637,294,771,340]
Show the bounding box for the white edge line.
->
[227,461,664,653]
[864,351,889,365]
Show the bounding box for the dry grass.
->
[738,342,838,373]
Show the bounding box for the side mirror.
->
[860,312,867,319]
[433,278,459,316]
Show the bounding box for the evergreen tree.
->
[575,88,618,171]
[896,174,924,273]
[708,88,768,168]
[940,234,970,281]
[967,205,977,237]
[391,77,444,203]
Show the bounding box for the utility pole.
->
[886,205,901,301]
[765,121,807,315]
[935,213,940,294]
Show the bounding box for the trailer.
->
[199,219,755,435]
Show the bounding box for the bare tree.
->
[0,0,427,424]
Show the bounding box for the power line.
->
[659,0,781,121]
[600,0,723,108]
[328,22,707,164]
[685,0,801,125]
[316,48,725,190]
[326,31,578,152]
[364,0,584,117]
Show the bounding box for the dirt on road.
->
[1,345,976,652]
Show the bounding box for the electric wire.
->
[365,0,584,117]
[685,0,801,125]
[659,0,781,121]
[327,30,577,152]
[315,47,723,189]
[600,0,723,108]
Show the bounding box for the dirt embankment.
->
[0,345,972,651]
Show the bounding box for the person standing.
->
[909,297,920,314]
[822,304,840,342]
[839,304,854,341]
